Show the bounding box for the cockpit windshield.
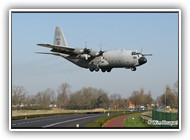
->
[131,51,137,55]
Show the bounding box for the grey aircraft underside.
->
[37,26,152,72]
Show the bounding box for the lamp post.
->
[165,91,167,107]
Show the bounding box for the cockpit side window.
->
[132,52,137,55]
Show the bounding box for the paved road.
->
[11,113,108,129]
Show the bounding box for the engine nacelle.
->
[89,50,99,57]
[99,59,109,67]
[80,54,91,60]
[73,48,84,54]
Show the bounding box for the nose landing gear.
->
[131,67,136,71]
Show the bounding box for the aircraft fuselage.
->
[37,26,151,72]
[62,49,147,72]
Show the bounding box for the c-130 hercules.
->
[37,26,152,72]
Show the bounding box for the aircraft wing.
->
[37,43,103,58]
[37,43,75,55]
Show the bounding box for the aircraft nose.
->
[138,56,147,65]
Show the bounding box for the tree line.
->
[12,81,178,110]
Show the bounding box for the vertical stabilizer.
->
[53,26,68,47]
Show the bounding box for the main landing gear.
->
[89,68,112,72]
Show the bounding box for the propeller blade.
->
[142,54,152,56]
[98,43,105,56]
[99,50,104,55]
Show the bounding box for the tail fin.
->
[53,26,68,47]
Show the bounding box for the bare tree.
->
[159,85,178,108]
[129,88,153,107]
[173,80,179,95]
[24,94,33,107]
[57,83,70,109]
[81,87,96,109]
[45,88,55,106]
[129,91,141,107]
[35,92,48,106]
[68,87,109,110]
[95,89,109,109]
[12,86,27,109]
[143,91,153,106]
[68,91,83,109]
[110,93,123,110]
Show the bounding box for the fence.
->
[152,109,178,121]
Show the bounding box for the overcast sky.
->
[11,10,179,99]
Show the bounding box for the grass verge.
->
[124,112,150,127]
[85,112,133,127]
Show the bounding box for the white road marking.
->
[42,114,101,128]
[12,117,57,126]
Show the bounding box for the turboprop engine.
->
[80,54,91,60]
[89,50,99,57]
[73,48,84,54]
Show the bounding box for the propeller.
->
[83,41,91,53]
[142,53,152,56]
[136,47,152,57]
[98,43,105,56]
[83,41,105,56]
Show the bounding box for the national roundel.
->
[57,41,60,45]
[56,38,60,45]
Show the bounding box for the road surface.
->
[11,113,108,129]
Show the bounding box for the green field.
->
[124,113,150,127]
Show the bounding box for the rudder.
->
[53,26,68,47]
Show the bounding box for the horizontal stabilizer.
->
[35,52,61,56]
[37,43,56,49]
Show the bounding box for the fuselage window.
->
[133,56,137,59]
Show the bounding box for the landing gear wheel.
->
[101,69,106,72]
[89,68,94,72]
[106,69,112,72]
[131,67,136,71]
[95,68,99,72]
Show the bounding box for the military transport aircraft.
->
[37,26,152,72]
